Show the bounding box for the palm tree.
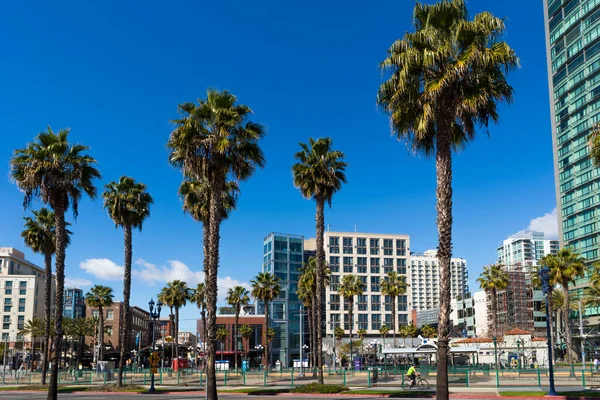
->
[226,286,250,372]
[168,90,265,400]
[296,278,314,368]
[21,208,71,384]
[404,325,417,346]
[158,280,189,361]
[292,137,347,384]
[239,325,253,362]
[338,274,364,367]
[84,285,114,363]
[589,123,600,166]
[477,264,509,338]
[251,272,280,370]
[11,127,100,399]
[266,328,276,358]
[381,271,408,347]
[357,329,367,357]
[420,325,437,338]
[546,249,586,370]
[70,318,94,367]
[216,327,230,361]
[379,325,390,350]
[19,317,45,369]
[102,176,153,386]
[191,283,207,346]
[377,2,517,398]
[584,284,600,310]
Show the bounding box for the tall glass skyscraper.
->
[262,232,304,367]
[544,0,600,264]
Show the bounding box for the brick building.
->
[86,302,151,356]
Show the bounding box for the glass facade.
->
[63,288,85,319]
[546,0,600,264]
[262,232,304,367]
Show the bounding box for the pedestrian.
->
[594,357,599,371]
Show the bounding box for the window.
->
[330,275,340,291]
[2,316,9,330]
[17,316,24,330]
[371,276,381,292]
[383,239,394,255]
[92,310,99,318]
[1,333,7,340]
[370,239,380,255]
[371,314,381,330]
[371,295,381,311]
[344,314,351,330]
[329,237,340,254]
[18,298,25,312]
[396,259,407,274]
[384,295,393,311]
[358,295,368,311]
[4,298,11,312]
[398,314,408,326]
[357,257,367,274]
[107,309,114,320]
[343,257,353,273]
[329,256,340,273]
[19,281,26,295]
[343,237,353,254]
[356,238,367,254]
[358,314,368,330]
[330,294,340,311]
[106,326,113,336]
[396,240,406,256]
[5,281,12,295]
[370,258,380,274]
[383,258,394,273]
[398,295,408,312]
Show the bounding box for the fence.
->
[0,365,597,388]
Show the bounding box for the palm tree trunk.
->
[264,300,269,369]
[491,289,498,339]
[117,224,133,387]
[175,307,180,361]
[563,282,574,372]
[434,127,453,400]
[47,204,66,400]
[547,287,556,362]
[311,291,317,372]
[42,251,52,385]
[99,305,104,362]
[78,336,84,368]
[234,312,239,372]
[392,297,397,368]
[315,196,325,384]
[349,303,354,368]
[307,304,313,368]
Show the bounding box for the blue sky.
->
[0,0,556,333]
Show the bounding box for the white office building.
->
[0,247,55,345]
[497,231,559,267]
[409,250,469,311]
[316,231,411,337]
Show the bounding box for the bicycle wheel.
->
[417,378,429,389]
[401,379,411,390]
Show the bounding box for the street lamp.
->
[516,339,521,374]
[255,345,264,369]
[493,337,499,387]
[539,266,558,396]
[148,298,162,393]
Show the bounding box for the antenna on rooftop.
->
[354,225,357,232]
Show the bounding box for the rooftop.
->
[505,328,532,336]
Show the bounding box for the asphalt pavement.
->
[0,395,399,400]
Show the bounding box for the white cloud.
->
[133,259,251,303]
[80,258,124,281]
[514,208,558,239]
[64,277,93,288]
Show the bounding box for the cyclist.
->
[406,362,419,387]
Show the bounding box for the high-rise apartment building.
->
[322,231,410,337]
[409,250,469,311]
[63,287,85,319]
[0,248,55,345]
[497,231,559,266]
[262,232,304,366]
[544,0,600,261]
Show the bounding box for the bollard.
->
[343,369,347,386]
[367,370,371,388]
[243,371,246,386]
[582,369,586,388]
[537,368,541,388]
[263,370,267,386]
[495,368,499,388]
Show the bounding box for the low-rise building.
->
[63,288,85,319]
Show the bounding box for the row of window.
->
[2,315,24,330]
[3,281,28,296]
[329,313,409,331]
[91,309,115,320]
[328,294,408,311]
[328,237,407,256]
[3,298,26,312]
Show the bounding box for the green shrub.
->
[291,383,348,394]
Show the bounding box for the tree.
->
[381,271,408,347]
[102,176,153,386]
[215,327,229,361]
[477,264,509,338]
[292,137,347,383]
[403,325,417,346]
[158,280,189,361]
[168,90,265,400]
[357,329,367,356]
[589,123,600,167]
[84,285,114,363]
[20,208,71,384]
[251,272,280,370]
[338,274,364,367]
[420,325,437,338]
[11,127,100,399]
[226,286,250,371]
[18,317,45,369]
[377,2,517,398]
[239,324,253,361]
[191,283,207,346]
[266,328,276,354]
[296,277,314,368]
[70,317,94,367]
[379,325,390,352]
[546,249,586,370]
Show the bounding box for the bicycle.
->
[401,374,430,390]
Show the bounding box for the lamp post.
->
[148,298,162,394]
[493,337,499,387]
[300,345,308,376]
[255,345,264,370]
[516,339,521,373]
[539,266,558,396]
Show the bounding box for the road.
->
[0,395,410,400]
